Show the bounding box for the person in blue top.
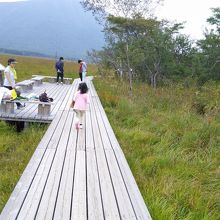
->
[55,57,64,84]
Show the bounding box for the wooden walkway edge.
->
[0,78,152,220]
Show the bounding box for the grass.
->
[0,54,219,219]
[0,121,48,212]
[0,54,98,80]
[94,78,220,220]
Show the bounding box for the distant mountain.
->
[0,0,104,59]
[0,48,50,58]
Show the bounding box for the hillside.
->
[0,0,104,59]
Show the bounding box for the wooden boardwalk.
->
[0,78,152,220]
[0,82,73,123]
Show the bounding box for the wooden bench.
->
[32,76,45,86]
[16,80,34,92]
[0,100,54,116]
[33,75,72,84]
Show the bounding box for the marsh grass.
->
[0,121,48,212]
[94,77,220,220]
[0,54,97,81]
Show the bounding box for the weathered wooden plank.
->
[85,98,95,149]
[49,85,71,115]
[113,148,152,220]
[16,148,56,220]
[87,90,120,219]
[35,111,74,219]
[92,88,152,220]
[94,146,120,220]
[105,149,137,219]
[86,149,104,220]
[92,96,113,149]
[53,111,78,220]
[89,96,104,150]
[71,151,87,220]
[16,111,70,219]
[36,111,63,149]
[59,79,78,111]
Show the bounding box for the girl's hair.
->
[78,82,88,94]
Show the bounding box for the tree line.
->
[81,0,220,88]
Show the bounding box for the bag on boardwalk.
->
[39,91,53,102]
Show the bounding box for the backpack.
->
[39,91,53,102]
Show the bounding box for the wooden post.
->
[0,71,3,86]
[64,78,71,84]
[0,101,15,113]
[38,103,51,116]
[48,77,56,83]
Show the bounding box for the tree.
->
[104,16,196,87]
[81,0,162,20]
[197,7,220,83]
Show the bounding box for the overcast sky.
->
[0,0,27,2]
[155,0,219,39]
[0,0,219,39]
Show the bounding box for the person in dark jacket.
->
[55,57,64,84]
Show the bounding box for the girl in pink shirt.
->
[73,82,89,129]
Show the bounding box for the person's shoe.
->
[57,82,59,85]
[79,124,83,129]
[61,82,63,85]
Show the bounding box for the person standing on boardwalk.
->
[72,82,89,129]
[78,59,87,81]
[4,58,17,90]
[55,57,64,84]
[3,58,23,109]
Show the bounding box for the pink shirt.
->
[73,91,89,111]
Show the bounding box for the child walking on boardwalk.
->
[72,82,89,129]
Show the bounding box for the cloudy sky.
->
[156,0,219,39]
[0,0,27,2]
[0,0,219,39]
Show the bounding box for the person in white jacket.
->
[3,58,24,109]
[4,58,17,90]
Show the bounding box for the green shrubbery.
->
[94,77,220,220]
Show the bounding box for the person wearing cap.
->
[55,57,64,85]
[3,58,24,109]
[78,59,87,82]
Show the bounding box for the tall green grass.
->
[94,77,220,220]
[0,121,48,212]
[0,54,97,81]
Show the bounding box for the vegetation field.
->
[94,78,220,220]
[0,55,220,219]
